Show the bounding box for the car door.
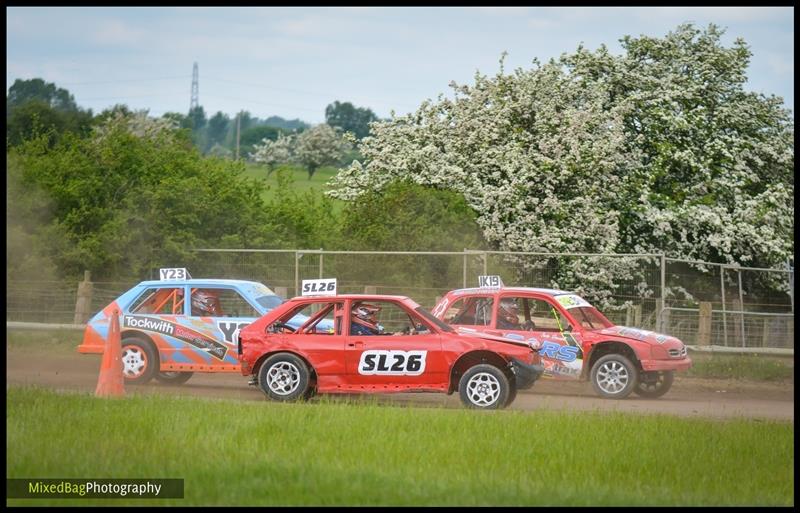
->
[180,286,262,370]
[344,299,446,388]
[493,294,584,380]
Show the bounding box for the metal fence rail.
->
[6,249,794,350]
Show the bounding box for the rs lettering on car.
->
[358,350,427,376]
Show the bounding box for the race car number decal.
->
[159,268,189,281]
[358,350,427,376]
[217,321,249,344]
[301,278,337,296]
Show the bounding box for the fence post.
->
[74,270,93,324]
[634,304,642,326]
[732,298,743,348]
[275,286,288,299]
[654,299,661,332]
[761,318,770,347]
[626,305,634,326]
[364,286,376,294]
[294,251,300,298]
[462,249,467,288]
[659,254,666,332]
[482,252,488,276]
[697,302,712,346]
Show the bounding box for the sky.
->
[6,6,795,124]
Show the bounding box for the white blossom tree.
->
[293,123,351,179]
[250,133,295,175]
[92,109,177,142]
[328,24,794,303]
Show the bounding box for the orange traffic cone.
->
[95,309,125,397]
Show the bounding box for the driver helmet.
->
[192,289,221,316]
[498,298,520,326]
[353,303,381,332]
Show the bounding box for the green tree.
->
[340,180,486,251]
[7,78,80,112]
[8,112,276,281]
[206,111,230,152]
[6,100,93,146]
[325,100,378,139]
[240,125,285,158]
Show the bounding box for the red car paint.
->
[432,287,691,397]
[238,294,543,398]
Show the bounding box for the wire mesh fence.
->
[6,249,794,349]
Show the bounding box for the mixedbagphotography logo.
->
[7,479,184,499]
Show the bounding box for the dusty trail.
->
[6,349,793,421]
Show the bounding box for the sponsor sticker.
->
[554,294,592,309]
[123,315,228,360]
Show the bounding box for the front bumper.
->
[509,358,545,390]
[640,357,692,372]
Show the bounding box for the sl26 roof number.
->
[302,280,336,294]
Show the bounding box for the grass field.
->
[242,163,341,203]
[6,386,794,506]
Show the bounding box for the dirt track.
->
[6,349,794,421]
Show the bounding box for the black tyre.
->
[155,371,194,385]
[258,353,312,402]
[590,354,638,399]
[504,384,518,408]
[634,370,674,399]
[458,364,511,409]
[121,338,158,385]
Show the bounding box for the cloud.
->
[91,19,146,46]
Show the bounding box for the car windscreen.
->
[415,306,454,333]
[256,295,284,310]
[570,306,614,330]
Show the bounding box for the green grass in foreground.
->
[6,386,793,506]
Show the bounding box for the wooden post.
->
[697,301,712,346]
[761,317,770,347]
[275,286,288,299]
[633,304,642,326]
[364,286,377,295]
[626,305,634,326]
[732,298,743,347]
[74,270,93,324]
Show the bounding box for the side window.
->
[130,288,185,315]
[444,296,494,326]
[350,300,432,336]
[270,302,342,335]
[527,298,570,332]
[190,288,259,318]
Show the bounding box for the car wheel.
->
[504,383,518,408]
[633,371,674,399]
[590,354,638,399]
[121,338,157,385]
[258,353,311,402]
[154,371,194,385]
[458,364,510,409]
